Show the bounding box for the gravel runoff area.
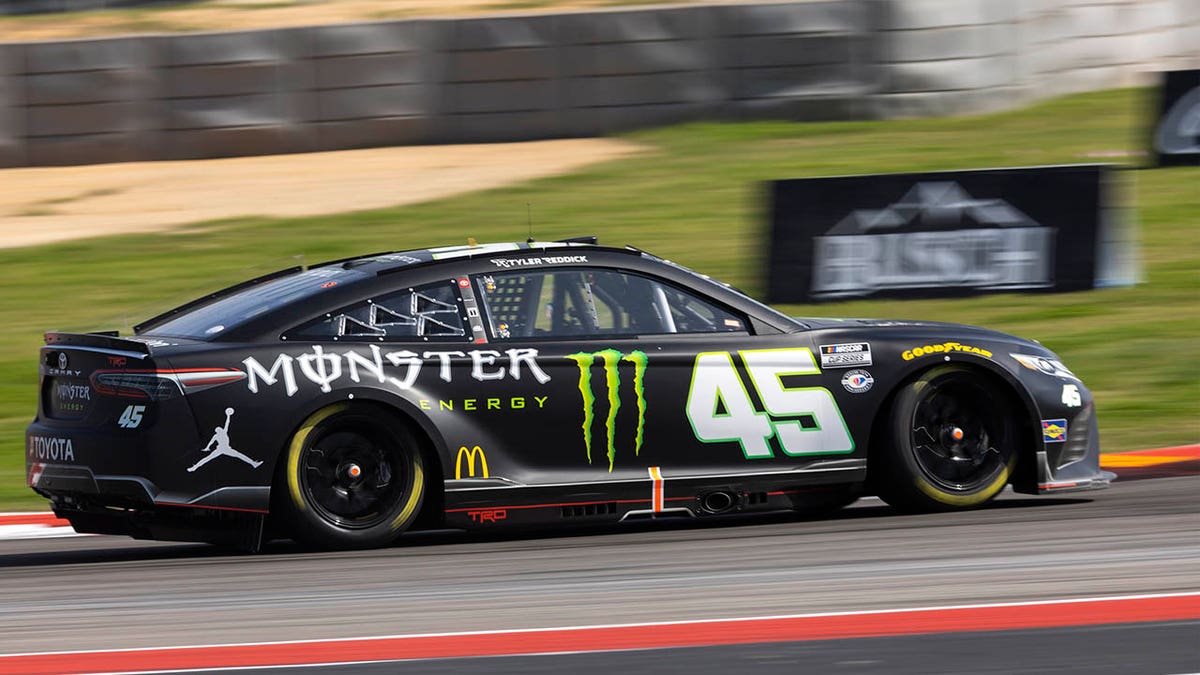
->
[0,139,643,249]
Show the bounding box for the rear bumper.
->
[50,498,267,550]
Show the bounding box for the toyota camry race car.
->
[26,240,1112,550]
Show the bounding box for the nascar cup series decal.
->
[819,343,872,368]
[687,348,853,459]
[566,350,648,472]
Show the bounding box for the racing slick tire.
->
[278,403,425,550]
[876,365,1019,512]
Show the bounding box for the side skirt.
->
[442,464,866,530]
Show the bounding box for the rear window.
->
[146,267,370,340]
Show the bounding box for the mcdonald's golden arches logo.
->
[455,445,489,479]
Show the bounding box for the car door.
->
[464,263,854,488]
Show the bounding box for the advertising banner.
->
[766,165,1132,303]
[1153,70,1200,167]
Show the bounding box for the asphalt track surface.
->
[0,475,1197,672]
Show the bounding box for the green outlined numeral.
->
[685,348,854,459]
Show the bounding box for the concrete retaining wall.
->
[0,0,1196,166]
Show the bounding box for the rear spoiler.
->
[44,332,152,355]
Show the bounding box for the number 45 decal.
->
[686,348,854,459]
[118,405,145,429]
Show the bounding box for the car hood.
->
[793,316,1049,352]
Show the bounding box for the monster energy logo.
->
[566,349,647,472]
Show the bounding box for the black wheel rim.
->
[909,372,1010,492]
[299,416,409,529]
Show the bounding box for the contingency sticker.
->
[1042,419,1068,443]
[819,343,872,369]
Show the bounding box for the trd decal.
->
[188,408,262,472]
[686,348,854,459]
[466,509,507,523]
[566,350,648,472]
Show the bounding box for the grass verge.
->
[1,87,1196,510]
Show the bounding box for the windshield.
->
[638,251,805,330]
[145,266,371,340]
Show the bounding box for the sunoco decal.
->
[902,342,992,360]
[819,343,871,368]
[1042,419,1067,443]
[566,350,648,472]
[243,346,549,397]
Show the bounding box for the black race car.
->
[26,240,1112,550]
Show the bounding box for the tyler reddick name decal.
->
[243,346,550,397]
[490,255,588,269]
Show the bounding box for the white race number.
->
[686,348,854,459]
[118,405,145,429]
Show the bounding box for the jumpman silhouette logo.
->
[188,408,262,472]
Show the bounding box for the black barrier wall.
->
[1153,70,1200,166]
[765,165,1128,303]
[0,0,1197,166]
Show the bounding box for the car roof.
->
[134,240,634,334]
[314,240,622,277]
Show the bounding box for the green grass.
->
[2,87,1197,510]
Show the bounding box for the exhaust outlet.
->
[699,490,738,514]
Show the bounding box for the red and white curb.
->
[0,593,1195,674]
[0,512,83,540]
[2,444,1195,542]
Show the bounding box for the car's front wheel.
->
[876,365,1019,512]
[279,403,425,550]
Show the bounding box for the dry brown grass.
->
[0,138,643,248]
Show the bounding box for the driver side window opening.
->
[476,268,746,339]
[288,280,467,341]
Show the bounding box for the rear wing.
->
[44,332,152,355]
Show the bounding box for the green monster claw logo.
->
[566,349,648,472]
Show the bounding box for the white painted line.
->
[2,591,1196,659]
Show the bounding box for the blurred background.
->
[0,0,1197,510]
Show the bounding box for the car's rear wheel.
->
[279,403,425,550]
[876,365,1019,512]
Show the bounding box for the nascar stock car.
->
[26,239,1112,550]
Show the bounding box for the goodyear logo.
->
[1042,419,1067,443]
[566,349,647,472]
[902,341,993,361]
[455,445,489,479]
